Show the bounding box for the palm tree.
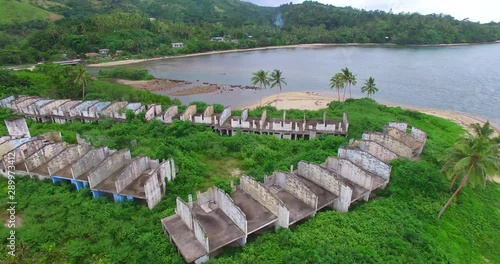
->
[269,69,287,106]
[251,70,270,106]
[341,67,356,99]
[329,73,345,102]
[73,64,90,99]
[361,77,379,98]
[437,122,499,218]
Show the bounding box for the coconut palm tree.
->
[269,69,287,106]
[329,73,345,102]
[73,64,90,99]
[437,122,499,218]
[251,70,270,106]
[341,67,356,99]
[361,77,379,98]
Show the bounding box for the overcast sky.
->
[245,0,499,23]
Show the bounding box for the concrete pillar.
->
[92,190,104,198]
[363,192,370,202]
[51,177,62,184]
[238,236,247,246]
[290,165,294,173]
[188,194,193,208]
[126,196,134,201]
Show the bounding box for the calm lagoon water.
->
[121,44,500,126]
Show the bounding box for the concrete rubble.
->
[161,121,427,263]
[0,117,175,209]
[0,95,349,139]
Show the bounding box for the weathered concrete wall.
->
[144,172,162,209]
[194,105,214,124]
[193,215,209,252]
[358,140,399,162]
[213,187,247,234]
[70,101,98,117]
[5,118,30,138]
[268,171,318,210]
[114,103,144,120]
[25,142,67,172]
[160,105,178,124]
[71,147,111,179]
[47,144,91,176]
[333,184,353,212]
[15,98,40,112]
[88,149,131,189]
[219,107,231,125]
[240,176,289,228]
[259,109,267,128]
[115,156,149,193]
[388,122,408,132]
[385,127,415,147]
[0,138,31,158]
[145,104,162,121]
[343,112,349,133]
[176,197,193,230]
[297,161,340,196]
[38,100,69,116]
[83,102,111,118]
[2,139,45,163]
[101,102,128,118]
[180,105,197,121]
[362,132,413,158]
[324,157,372,190]
[53,100,81,117]
[411,127,427,143]
[338,147,391,180]
[0,96,15,107]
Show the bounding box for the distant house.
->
[231,39,239,44]
[171,42,184,48]
[85,52,99,58]
[99,49,110,56]
[211,37,224,42]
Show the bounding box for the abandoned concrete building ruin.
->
[161,122,427,263]
[0,95,349,139]
[0,117,175,209]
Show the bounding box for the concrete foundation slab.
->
[268,186,315,225]
[232,188,278,234]
[162,215,208,263]
[192,203,245,253]
[295,175,337,210]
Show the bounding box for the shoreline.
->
[87,41,500,68]
[241,92,500,136]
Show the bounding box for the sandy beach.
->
[87,43,396,67]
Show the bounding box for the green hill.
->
[0,0,60,24]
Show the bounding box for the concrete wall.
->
[358,140,399,162]
[115,156,149,193]
[70,101,98,117]
[267,171,318,210]
[145,104,162,121]
[343,112,349,133]
[176,197,193,230]
[259,109,267,128]
[388,122,408,132]
[219,107,231,125]
[0,96,15,107]
[53,100,81,117]
[0,138,31,158]
[88,149,131,188]
[213,187,247,234]
[180,105,197,121]
[193,105,214,124]
[144,172,162,209]
[297,161,340,196]
[239,176,289,228]
[160,106,178,124]
[2,139,45,163]
[362,132,413,158]
[5,118,30,138]
[71,147,110,179]
[193,215,209,252]
[338,147,391,180]
[101,102,128,118]
[24,142,67,172]
[324,157,373,190]
[38,100,69,116]
[386,127,416,147]
[47,144,91,175]
[38,132,63,142]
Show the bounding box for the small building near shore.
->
[211,36,224,42]
[171,42,184,48]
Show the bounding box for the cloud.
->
[244,0,499,23]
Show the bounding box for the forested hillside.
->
[0,0,499,65]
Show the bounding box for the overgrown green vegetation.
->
[0,92,499,262]
[97,67,154,81]
[0,0,55,24]
[1,0,499,65]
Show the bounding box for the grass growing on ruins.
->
[0,98,499,263]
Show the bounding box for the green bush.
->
[97,68,154,80]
